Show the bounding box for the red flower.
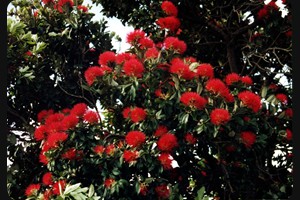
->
[61,148,79,160]
[46,132,68,148]
[225,73,240,86]
[185,133,197,144]
[156,16,181,32]
[286,129,292,141]
[240,76,253,85]
[52,180,67,195]
[44,113,65,125]
[42,0,53,4]
[154,125,169,137]
[130,107,147,123]
[157,133,178,152]
[210,108,231,126]
[276,93,288,104]
[145,47,159,59]
[105,144,115,156]
[39,152,49,165]
[125,131,146,147]
[180,92,207,110]
[25,183,40,197]
[93,145,105,156]
[170,59,195,79]
[62,114,79,129]
[196,63,214,79]
[55,0,74,13]
[46,121,67,134]
[163,37,187,54]
[77,5,88,12]
[42,189,53,200]
[139,37,155,49]
[158,153,173,170]
[285,108,293,118]
[123,150,139,163]
[104,178,115,188]
[122,107,147,123]
[139,183,148,196]
[42,172,53,186]
[257,6,269,20]
[123,58,145,78]
[84,66,110,86]
[155,184,170,199]
[238,91,261,113]
[161,1,178,16]
[70,103,88,117]
[25,50,33,56]
[98,51,116,66]
[285,30,292,37]
[37,109,54,122]
[116,52,137,64]
[240,131,256,148]
[34,125,47,141]
[126,29,146,45]
[205,78,230,98]
[83,110,100,124]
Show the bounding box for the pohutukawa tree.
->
[8,0,292,200]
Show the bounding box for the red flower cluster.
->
[77,5,88,12]
[25,183,41,197]
[123,58,145,78]
[61,148,83,160]
[238,91,261,113]
[93,145,105,156]
[54,0,74,13]
[154,125,169,137]
[98,51,116,66]
[42,172,54,186]
[157,133,178,152]
[240,131,256,148]
[52,180,67,195]
[163,37,187,54]
[116,52,137,64]
[185,133,197,144]
[210,108,231,126]
[83,110,100,124]
[196,63,214,79]
[155,184,170,199]
[126,29,146,45]
[286,129,292,141]
[170,58,195,79]
[123,150,139,163]
[125,131,146,147]
[276,93,288,105]
[205,78,234,102]
[145,47,159,59]
[180,92,207,110]
[158,153,173,170]
[161,1,178,16]
[84,66,112,86]
[104,178,115,188]
[240,76,253,85]
[122,106,147,123]
[156,16,181,32]
[225,73,240,86]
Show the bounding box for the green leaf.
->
[88,184,95,197]
[261,86,268,98]
[195,186,205,200]
[63,183,81,194]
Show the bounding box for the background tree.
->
[7,0,113,198]
[7,0,292,200]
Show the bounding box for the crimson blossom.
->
[157,133,178,152]
[158,153,173,170]
[180,92,207,110]
[123,58,145,78]
[238,90,262,113]
[161,0,178,16]
[125,131,146,148]
[210,108,231,126]
[42,172,53,186]
[25,183,41,197]
[240,131,257,148]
